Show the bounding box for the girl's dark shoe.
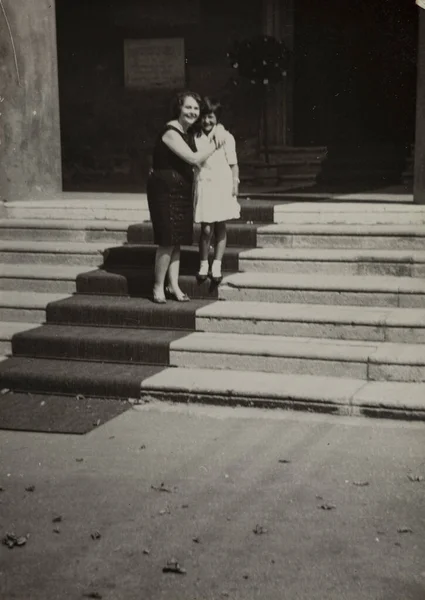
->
[210,274,223,285]
[196,272,209,283]
[210,262,223,285]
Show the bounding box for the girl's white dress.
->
[194,131,241,224]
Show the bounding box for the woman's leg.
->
[211,221,227,279]
[153,245,173,301]
[198,223,213,277]
[166,246,189,300]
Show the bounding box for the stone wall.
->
[0,0,62,200]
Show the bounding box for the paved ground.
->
[1,402,424,600]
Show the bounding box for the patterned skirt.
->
[147,170,194,246]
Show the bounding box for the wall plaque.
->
[124,38,185,90]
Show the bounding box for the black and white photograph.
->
[0,1,424,598]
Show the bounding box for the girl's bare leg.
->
[211,221,227,279]
[198,223,213,277]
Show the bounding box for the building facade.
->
[0,0,421,200]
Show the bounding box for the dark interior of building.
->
[55,0,418,191]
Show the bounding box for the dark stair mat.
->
[0,392,131,435]
[46,295,213,329]
[238,202,275,223]
[11,325,186,365]
[0,357,163,398]
[102,244,243,270]
[127,222,258,247]
[76,269,224,298]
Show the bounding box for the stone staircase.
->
[240,146,327,189]
[1,192,425,419]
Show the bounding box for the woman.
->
[147,91,224,304]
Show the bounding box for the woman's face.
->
[202,112,217,133]
[179,95,200,127]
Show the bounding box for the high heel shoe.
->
[210,274,223,285]
[210,265,223,285]
[165,287,190,302]
[196,272,209,283]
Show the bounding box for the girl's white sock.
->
[211,259,222,277]
[198,260,209,276]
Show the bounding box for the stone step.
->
[0,291,68,322]
[0,322,40,357]
[10,322,425,382]
[238,248,425,277]
[0,264,83,293]
[1,355,424,419]
[219,273,425,308]
[272,192,413,203]
[11,324,186,365]
[0,356,163,399]
[75,267,222,299]
[140,368,425,419]
[43,294,425,345]
[0,241,107,266]
[46,295,213,330]
[103,244,242,270]
[0,219,258,247]
[257,223,425,250]
[169,332,425,382]
[4,198,276,223]
[0,241,244,271]
[196,301,425,343]
[0,219,134,243]
[273,203,425,225]
[5,205,151,222]
[4,195,150,221]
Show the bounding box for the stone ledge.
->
[140,368,425,420]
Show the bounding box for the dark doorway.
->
[293,0,417,188]
[294,0,417,146]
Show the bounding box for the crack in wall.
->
[0,0,21,86]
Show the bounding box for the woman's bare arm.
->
[162,130,218,166]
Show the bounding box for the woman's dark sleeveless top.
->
[151,125,197,186]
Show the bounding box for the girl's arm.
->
[224,132,239,196]
[162,130,220,166]
[231,164,240,197]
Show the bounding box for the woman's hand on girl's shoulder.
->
[212,124,227,148]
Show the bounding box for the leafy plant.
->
[227,35,291,162]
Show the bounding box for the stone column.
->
[262,0,294,146]
[0,0,62,201]
[414,6,425,204]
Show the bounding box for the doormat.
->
[0,392,131,435]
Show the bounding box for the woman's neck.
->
[176,119,189,133]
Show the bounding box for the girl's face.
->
[179,95,200,127]
[202,112,217,133]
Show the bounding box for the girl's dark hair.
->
[170,90,202,119]
[201,97,223,119]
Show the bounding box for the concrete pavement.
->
[0,403,424,600]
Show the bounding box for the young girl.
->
[194,97,240,284]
